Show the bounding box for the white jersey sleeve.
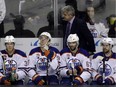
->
[80,56,91,82]
[112,73,116,83]
[59,53,70,77]
[91,56,104,78]
[0,55,4,76]
[27,54,37,78]
[49,54,58,70]
[0,0,6,23]
[16,55,27,80]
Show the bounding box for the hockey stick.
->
[1,55,6,75]
[46,56,49,85]
[102,57,106,84]
[44,45,49,85]
[71,62,75,85]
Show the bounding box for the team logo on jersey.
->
[36,56,48,71]
[4,60,17,74]
[67,58,82,70]
[98,64,112,76]
[90,29,97,38]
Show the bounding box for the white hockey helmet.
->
[67,34,79,43]
[40,32,52,41]
[101,37,114,46]
[5,35,15,43]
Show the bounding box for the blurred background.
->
[2,0,116,37]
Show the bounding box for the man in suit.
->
[61,5,95,55]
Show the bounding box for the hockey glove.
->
[0,77,11,85]
[73,76,84,85]
[95,74,103,85]
[104,77,115,85]
[32,74,45,85]
[44,50,56,61]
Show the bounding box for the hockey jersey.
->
[92,52,116,82]
[0,49,27,81]
[87,22,108,38]
[59,48,91,82]
[28,46,60,79]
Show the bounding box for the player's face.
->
[62,12,72,21]
[5,42,15,52]
[87,7,94,19]
[39,35,49,47]
[68,42,78,51]
[102,43,111,53]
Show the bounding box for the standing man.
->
[59,34,91,85]
[27,32,60,85]
[91,37,116,85]
[0,35,27,85]
[0,0,6,37]
[61,5,95,55]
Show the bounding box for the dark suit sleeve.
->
[80,20,96,52]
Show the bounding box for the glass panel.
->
[3,0,60,37]
[1,0,116,38]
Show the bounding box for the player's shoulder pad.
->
[78,48,90,57]
[93,52,103,59]
[15,49,27,57]
[49,46,59,53]
[60,48,70,55]
[0,50,7,54]
[112,52,116,59]
[29,47,40,55]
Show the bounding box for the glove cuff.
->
[0,76,7,83]
[74,76,84,85]
[32,74,44,85]
[95,74,103,85]
[105,76,115,85]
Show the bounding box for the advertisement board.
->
[0,38,115,55]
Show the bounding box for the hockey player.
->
[0,35,27,85]
[59,34,91,85]
[91,37,116,85]
[27,32,60,85]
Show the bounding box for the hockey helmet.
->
[40,32,52,41]
[67,34,79,43]
[5,35,15,43]
[101,37,114,46]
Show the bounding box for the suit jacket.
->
[63,17,96,52]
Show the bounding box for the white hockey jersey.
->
[87,22,108,38]
[0,0,6,23]
[92,52,116,82]
[59,48,91,82]
[0,49,27,80]
[27,46,60,79]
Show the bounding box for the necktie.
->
[63,22,70,47]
